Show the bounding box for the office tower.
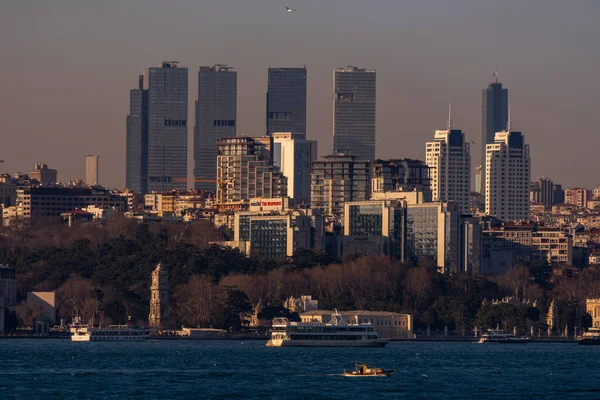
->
[475,165,482,194]
[126,62,188,194]
[126,74,148,194]
[266,67,307,136]
[310,154,371,220]
[272,132,317,205]
[194,65,237,192]
[371,159,431,195]
[426,123,471,214]
[85,155,99,186]
[481,74,508,201]
[333,67,376,160]
[30,164,57,186]
[216,137,287,203]
[538,177,554,209]
[553,184,564,205]
[485,129,531,221]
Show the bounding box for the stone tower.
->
[149,263,169,327]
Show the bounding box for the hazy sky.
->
[1,0,599,189]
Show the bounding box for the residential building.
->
[565,187,591,208]
[194,65,237,191]
[216,137,287,203]
[300,310,413,339]
[485,130,530,221]
[593,187,600,200]
[426,129,471,214]
[126,62,188,194]
[266,67,307,136]
[85,155,99,186]
[149,263,169,327]
[481,75,508,202]
[371,159,430,194]
[30,164,57,186]
[333,67,376,160]
[272,132,318,205]
[310,154,371,220]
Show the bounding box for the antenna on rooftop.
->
[446,102,453,130]
[493,65,499,83]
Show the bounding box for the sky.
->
[1,0,599,189]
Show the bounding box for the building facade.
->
[485,131,530,221]
[565,187,591,208]
[371,159,430,194]
[310,155,371,220]
[85,155,99,186]
[333,67,376,161]
[266,67,307,136]
[426,129,471,214]
[126,74,148,194]
[149,263,169,327]
[300,310,413,339]
[272,132,317,205]
[30,164,57,186]
[194,65,237,191]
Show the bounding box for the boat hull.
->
[266,339,388,348]
[577,339,600,345]
[343,369,395,377]
[478,339,529,344]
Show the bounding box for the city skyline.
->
[1,1,599,189]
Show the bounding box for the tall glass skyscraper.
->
[126,75,148,194]
[194,65,237,192]
[481,75,508,200]
[266,67,307,137]
[333,67,376,161]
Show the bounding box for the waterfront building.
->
[586,298,600,328]
[30,163,57,186]
[310,154,371,220]
[85,155,99,186]
[216,137,287,203]
[194,65,237,191]
[426,128,471,214]
[126,62,188,194]
[481,74,508,202]
[149,263,169,327]
[333,67,376,160]
[300,310,413,339]
[371,159,430,195]
[26,292,57,325]
[272,132,317,205]
[485,129,531,221]
[565,187,591,208]
[266,67,307,136]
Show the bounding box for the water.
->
[0,340,597,399]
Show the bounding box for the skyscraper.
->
[485,129,530,221]
[125,75,148,194]
[426,127,471,214]
[272,132,317,205]
[266,67,307,136]
[481,73,508,201]
[194,65,237,191]
[85,155,99,186]
[333,67,376,161]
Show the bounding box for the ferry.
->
[577,327,600,345]
[478,329,529,344]
[266,311,388,347]
[71,324,150,342]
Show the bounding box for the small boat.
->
[343,364,395,377]
[478,329,529,344]
[577,327,600,345]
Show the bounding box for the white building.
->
[426,129,471,214]
[485,130,530,221]
[272,132,317,205]
[85,155,99,186]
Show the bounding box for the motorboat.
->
[478,329,529,344]
[577,327,600,345]
[343,364,395,377]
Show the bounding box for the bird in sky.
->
[286,6,296,12]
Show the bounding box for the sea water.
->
[0,339,597,399]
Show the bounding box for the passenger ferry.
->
[478,329,529,344]
[71,324,150,342]
[266,311,387,347]
[577,327,600,345]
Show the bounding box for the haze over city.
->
[1,0,598,188]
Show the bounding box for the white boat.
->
[71,324,150,342]
[577,327,600,345]
[266,311,388,347]
[478,329,529,344]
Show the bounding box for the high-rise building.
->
[85,155,99,186]
[126,62,188,194]
[194,65,237,192]
[272,132,317,205]
[311,154,371,220]
[481,74,508,202]
[30,163,57,186]
[266,67,307,136]
[126,75,148,194]
[538,177,554,209]
[333,67,376,160]
[485,130,531,221]
[371,159,431,195]
[216,137,287,203]
[565,187,591,208]
[426,129,471,214]
[475,165,482,194]
[553,184,565,205]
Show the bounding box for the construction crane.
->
[172,177,234,207]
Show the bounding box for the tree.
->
[56,275,103,324]
[222,288,252,331]
[173,275,221,328]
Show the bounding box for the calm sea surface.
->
[0,339,597,399]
